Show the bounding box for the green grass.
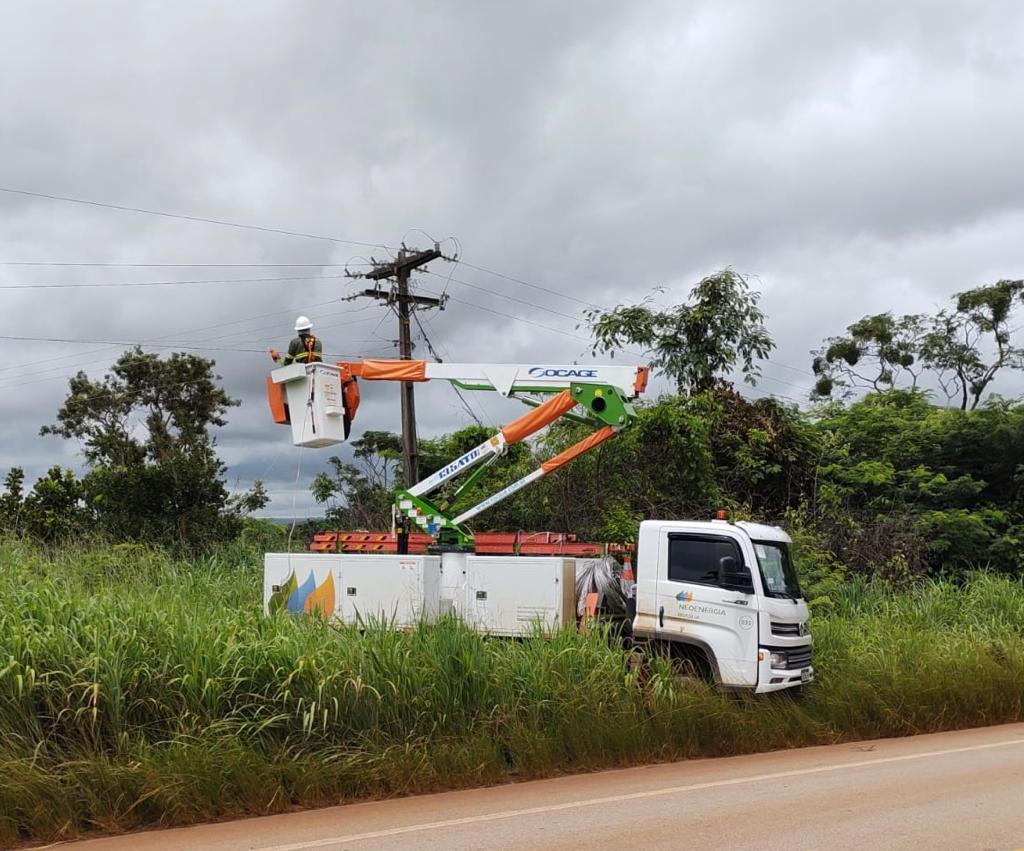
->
[2,541,1023,846]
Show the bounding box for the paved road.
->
[67,723,1024,851]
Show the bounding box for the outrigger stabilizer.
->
[267,358,649,547]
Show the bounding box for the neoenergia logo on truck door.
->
[675,589,727,618]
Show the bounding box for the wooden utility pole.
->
[350,246,445,487]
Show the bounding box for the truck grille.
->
[785,646,812,670]
[771,621,802,637]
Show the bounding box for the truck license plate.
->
[800,668,812,683]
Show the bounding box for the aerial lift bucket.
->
[267,363,359,447]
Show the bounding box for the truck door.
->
[656,531,758,687]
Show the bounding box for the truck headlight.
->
[769,651,787,668]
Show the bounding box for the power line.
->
[0,267,382,389]
[0,273,352,290]
[419,312,495,428]
[0,185,822,379]
[411,310,483,427]
[749,371,812,394]
[0,298,339,376]
[0,267,815,386]
[432,267,817,380]
[0,333,390,355]
[415,284,646,358]
[457,259,602,310]
[0,186,397,250]
[0,261,366,268]
[422,269,580,322]
[0,298,377,389]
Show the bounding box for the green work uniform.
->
[283,334,323,365]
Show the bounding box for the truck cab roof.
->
[734,521,792,544]
[638,519,792,545]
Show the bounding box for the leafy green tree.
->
[20,466,90,543]
[812,279,1024,409]
[312,426,540,531]
[41,348,265,549]
[810,390,1024,573]
[921,279,1024,410]
[701,387,817,516]
[312,431,403,529]
[811,313,926,398]
[0,467,25,534]
[530,397,719,540]
[526,390,816,542]
[420,425,538,526]
[585,269,774,393]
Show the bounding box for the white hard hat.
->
[294,315,313,332]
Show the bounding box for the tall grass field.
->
[2,539,1023,846]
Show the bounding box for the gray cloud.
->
[2,1,1023,516]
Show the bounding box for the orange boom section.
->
[540,425,617,474]
[500,390,578,444]
[346,359,428,382]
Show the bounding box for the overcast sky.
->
[2,1,1023,517]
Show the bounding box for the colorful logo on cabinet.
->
[269,570,335,616]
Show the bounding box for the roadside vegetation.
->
[2,272,1023,845]
[2,536,1024,846]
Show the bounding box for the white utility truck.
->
[265,355,812,693]
[630,518,811,691]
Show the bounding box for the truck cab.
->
[632,519,812,693]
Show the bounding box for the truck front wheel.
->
[669,642,714,683]
[638,639,714,684]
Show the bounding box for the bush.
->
[2,541,1024,846]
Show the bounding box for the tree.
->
[0,467,25,534]
[921,280,1024,410]
[809,390,1024,573]
[811,313,926,398]
[311,426,539,531]
[20,467,90,543]
[585,269,775,393]
[41,348,266,548]
[312,431,403,529]
[419,425,538,529]
[812,279,1024,409]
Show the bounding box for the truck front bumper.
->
[755,647,814,693]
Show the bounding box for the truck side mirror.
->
[718,556,754,593]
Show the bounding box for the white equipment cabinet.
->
[337,554,441,627]
[264,553,441,626]
[438,552,468,617]
[462,556,576,636]
[271,363,347,448]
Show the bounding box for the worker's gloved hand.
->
[269,348,281,363]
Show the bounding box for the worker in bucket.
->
[270,316,323,366]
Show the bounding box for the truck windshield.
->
[753,542,802,599]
